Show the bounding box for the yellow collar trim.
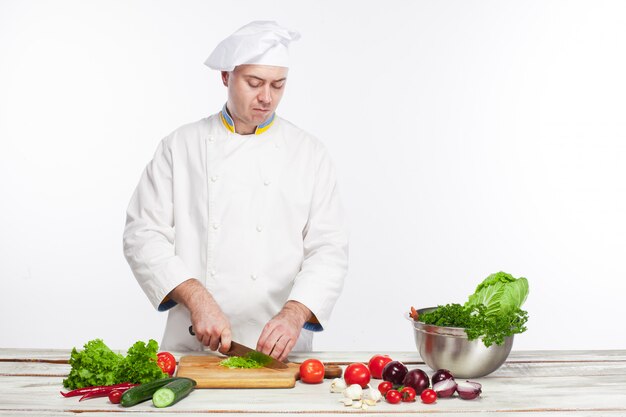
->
[220,104,276,135]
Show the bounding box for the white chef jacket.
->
[123,108,348,352]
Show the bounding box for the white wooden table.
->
[1,349,625,416]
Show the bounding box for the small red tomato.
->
[299,359,325,384]
[344,363,371,388]
[385,389,402,404]
[157,352,176,376]
[400,386,416,402]
[108,389,123,404]
[368,354,393,379]
[378,381,393,396]
[421,388,437,404]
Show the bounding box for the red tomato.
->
[157,352,176,376]
[385,389,402,404]
[108,389,123,404]
[344,363,371,388]
[400,386,416,402]
[421,388,437,404]
[299,359,325,384]
[378,381,393,396]
[368,354,393,379]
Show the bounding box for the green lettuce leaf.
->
[63,338,166,389]
[63,339,123,389]
[465,271,529,316]
[117,339,166,384]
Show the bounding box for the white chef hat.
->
[204,21,300,71]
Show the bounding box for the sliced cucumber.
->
[152,377,196,408]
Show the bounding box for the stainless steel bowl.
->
[409,307,513,378]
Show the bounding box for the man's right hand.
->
[169,278,232,354]
[190,305,232,353]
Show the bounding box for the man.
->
[123,21,348,361]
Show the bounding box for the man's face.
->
[222,65,288,134]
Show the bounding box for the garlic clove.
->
[351,400,362,409]
[364,399,377,406]
[339,398,353,406]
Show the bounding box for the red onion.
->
[382,361,408,385]
[431,369,454,386]
[456,381,482,400]
[402,369,430,394]
[433,378,457,398]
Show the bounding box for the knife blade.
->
[188,325,288,370]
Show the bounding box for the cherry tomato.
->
[368,354,393,379]
[157,352,176,376]
[344,363,371,388]
[299,359,325,384]
[108,389,123,404]
[421,388,437,404]
[378,380,393,396]
[385,389,402,404]
[400,386,416,402]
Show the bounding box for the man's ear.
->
[221,71,229,87]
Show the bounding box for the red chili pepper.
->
[78,384,136,401]
[60,382,136,398]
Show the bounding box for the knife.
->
[188,325,288,370]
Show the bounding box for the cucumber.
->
[152,377,196,408]
[120,377,190,407]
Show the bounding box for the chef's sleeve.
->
[288,145,349,331]
[123,138,192,311]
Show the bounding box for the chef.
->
[123,21,348,361]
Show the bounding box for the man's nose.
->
[258,85,272,104]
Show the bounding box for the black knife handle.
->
[188,325,195,336]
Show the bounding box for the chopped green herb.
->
[244,351,271,367]
[420,303,528,347]
[417,271,530,348]
[219,352,271,369]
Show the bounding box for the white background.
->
[1,0,625,352]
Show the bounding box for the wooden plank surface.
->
[1,371,625,414]
[4,357,626,379]
[2,349,626,363]
[0,350,625,416]
[175,355,300,388]
[3,413,626,417]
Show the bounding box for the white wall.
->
[1,0,625,352]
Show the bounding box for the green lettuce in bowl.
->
[417,272,529,347]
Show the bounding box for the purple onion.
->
[402,369,430,394]
[456,381,482,400]
[381,361,408,385]
[433,378,457,398]
[431,369,454,386]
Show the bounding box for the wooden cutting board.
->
[175,355,301,388]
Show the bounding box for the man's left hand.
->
[256,300,312,362]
